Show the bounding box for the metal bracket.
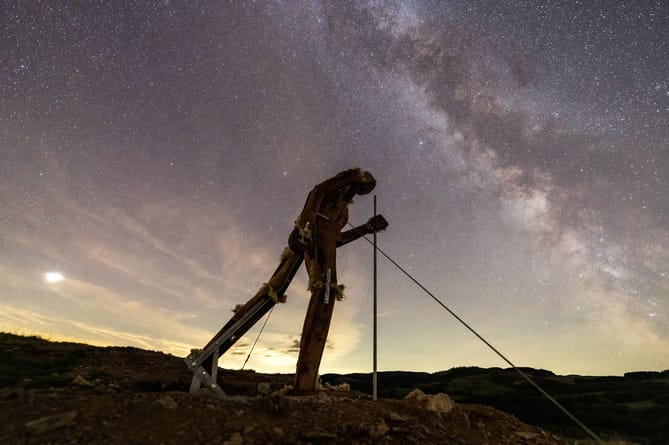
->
[185,296,276,399]
[185,347,227,398]
[324,268,331,304]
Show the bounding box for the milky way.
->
[1,1,667,374]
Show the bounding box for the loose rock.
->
[243,423,258,434]
[223,431,243,445]
[257,382,271,395]
[404,388,426,400]
[404,389,455,413]
[515,431,541,440]
[25,411,78,435]
[152,395,178,410]
[272,426,284,437]
[303,426,337,439]
[71,375,94,388]
[388,411,409,422]
[369,419,390,438]
[425,393,455,413]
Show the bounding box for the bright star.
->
[45,272,65,283]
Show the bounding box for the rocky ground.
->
[0,335,567,444]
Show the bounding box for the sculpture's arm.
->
[337,214,388,247]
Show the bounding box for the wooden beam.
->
[293,285,337,391]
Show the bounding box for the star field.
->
[1,1,667,375]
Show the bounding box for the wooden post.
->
[293,286,338,391]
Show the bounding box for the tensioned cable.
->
[241,305,274,370]
[348,222,603,443]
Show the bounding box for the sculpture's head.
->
[337,168,376,202]
[356,169,376,195]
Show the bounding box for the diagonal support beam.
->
[185,248,304,397]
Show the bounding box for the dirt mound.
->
[0,334,564,444]
[1,388,564,444]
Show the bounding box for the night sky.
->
[2,1,667,375]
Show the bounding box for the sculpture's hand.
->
[365,214,389,234]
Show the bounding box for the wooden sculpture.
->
[185,168,388,396]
